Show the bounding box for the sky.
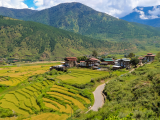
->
[1,0,160,18]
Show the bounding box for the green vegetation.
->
[56,68,126,84]
[0,66,97,119]
[1,3,160,57]
[130,57,140,67]
[0,15,134,60]
[71,59,160,120]
[22,3,160,40]
[92,50,98,58]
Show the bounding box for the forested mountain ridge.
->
[0,7,37,19]
[24,2,160,41]
[0,16,134,60]
[1,3,160,41]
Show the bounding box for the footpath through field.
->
[90,68,136,112]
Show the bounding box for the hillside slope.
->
[0,16,134,60]
[24,2,160,41]
[1,3,160,41]
[0,7,37,19]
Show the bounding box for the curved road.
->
[89,68,135,112]
[90,83,106,111]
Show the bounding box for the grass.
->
[19,101,33,114]
[43,102,59,110]
[47,92,85,110]
[74,61,160,120]
[50,87,90,104]
[50,94,72,103]
[52,85,69,91]
[56,68,127,84]
[0,62,128,119]
[0,99,29,116]
[43,98,72,113]
[30,96,40,111]
[0,83,43,116]
[24,113,69,120]
[0,62,60,86]
[3,93,19,106]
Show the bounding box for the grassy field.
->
[56,68,127,84]
[24,113,69,120]
[0,62,60,86]
[72,60,160,120]
[0,62,128,120]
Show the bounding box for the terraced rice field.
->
[25,113,69,120]
[0,64,54,86]
[56,68,109,84]
[0,82,91,120]
[44,85,91,111]
[0,80,53,116]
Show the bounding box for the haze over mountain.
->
[121,5,160,27]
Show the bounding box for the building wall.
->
[86,61,95,67]
[104,61,114,65]
[118,60,130,68]
[65,61,76,67]
[80,62,86,66]
[144,56,155,62]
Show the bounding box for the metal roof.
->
[103,58,114,61]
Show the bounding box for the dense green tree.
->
[156,52,160,61]
[0,16,135,60]
[130,57,139,67]
[77,56,87,63]
[127,53,135,58]
[92,50,98,58]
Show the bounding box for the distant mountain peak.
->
[121,5,160,27]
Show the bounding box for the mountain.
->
[121,6,160,27]
[0,16,134,61]
[23,3,160,41]
[0,7,37,19]
[1,3,160,41]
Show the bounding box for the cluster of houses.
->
[138,53,156,65]
[50,53,156,71]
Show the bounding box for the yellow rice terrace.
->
[0,62,127,120]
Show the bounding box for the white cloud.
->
[148,6,160,19]
[134,8,149,19]
[133,5,160,19]
[32,0,160,18]
[0,0,28,9]
[1,0,160,18]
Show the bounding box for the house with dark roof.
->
[64,57,77,67]
[101,58,114,65]
[144,53,155,62]
[117,58,130,68]
[85,58,100,67]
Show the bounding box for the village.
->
[50,53,156,71]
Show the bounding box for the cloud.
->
[32,0,160,18]
[1,0,160,18]
[148,6,160,19]
[134,8,149,19]
[0,0,28,9]
[133,5,160,19]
